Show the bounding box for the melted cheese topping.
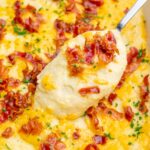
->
[0,0,149,149]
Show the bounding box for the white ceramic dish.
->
[143,0,150,50]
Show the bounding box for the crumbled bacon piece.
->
[54,18,96,48]
[66,32,117,76]
[45,50,59,62]
[40,133,66,150]
[98,102,123,120]
[84,144,99,150]
[108,93,117,104]
[14,0,44,33]
[8,52,46,84]
[84,43,95,64]
[66,47,84,76]
[124,106,134,122]
[0,19,6,40]
[20,117,43,135]
[93,135,107,145]
[86,107,102,130]
[124,7,129,14]
[95,31,118,64]
[54,19,72,48]
[72,129,80,140]
[139,75,150,113]
[0,78,20,91]
[140,75,149,100]
[73,19,95,36]
[28,83,36,94]
[0,91,31,123]
[117,47,145,88]
[1,127,13,138]
[83,0,104,15]
[0,60,8,79]
[66,0,80,15]
[79,86,100,96]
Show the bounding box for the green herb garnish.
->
[23,79,30,84]
[104,133,114,140]
[2,108,6,112]
[46,122,52,129]
[61,132,68,139]
[0,79,3,83]
[142,59,149,63]
[14,26,27,36]
[5,144,11,150]
[137,49,143,58]
[128,142,132,145]
[130,121,134,128]
[133,101,139,107]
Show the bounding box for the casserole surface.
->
[0,0,149,149]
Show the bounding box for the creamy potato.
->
[34,30,127,118]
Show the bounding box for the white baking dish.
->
[143,0,150,50]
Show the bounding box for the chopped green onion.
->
[14,26,27,36]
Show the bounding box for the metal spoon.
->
[117,0,148,30]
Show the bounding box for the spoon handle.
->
[116,0,148,30]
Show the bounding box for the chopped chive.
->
[104,133,114,140]
[130,121,134,128]
[0,79,3,83]
[14,26,27,36]
[23,79,30,84]
[128,142,132,145]
[5,144,11,150]
[137,49,143,58]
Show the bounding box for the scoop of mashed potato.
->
[34,30,127,119]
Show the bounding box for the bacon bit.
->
[0,19,6,40]
[124,7,129,14]
[54,18,96,48]
[83,0,104,15]
[14,1,44,33]
[73,19,95,36]
[8,52,46,84]
[108,93,117,105]
[84,43,95,64]
[0,60,8,80]
[1,127,13,138]
[84,144,99,150]
[40,133,66,150]
[45,50,59,62]
[66,0,80,15]
[0,91,31,123]
[117,47,145,88]
[139,75,150,113]
[140,75,149,100]
[28,83,36,94]
[66,47,84,76]
[55,141,66,150]
[98,102,123,120]
[72,129,80,140]
[79,86,100,96]
[95,31,118,64]
[20,117,43,135]
[0,78,20,91]
[86,107,102,130]
[93,135,107,145]
[54,19,72,48]
[124,106,134,122]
